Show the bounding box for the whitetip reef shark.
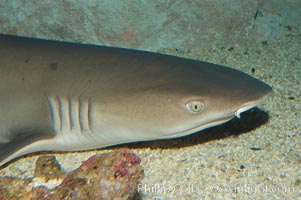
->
[0,34,272,167]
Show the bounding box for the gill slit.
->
[47,96,92,136]
[57,96,63,132]
[67,96,73,131]
[88,98,92,132]
[78,96,83,134]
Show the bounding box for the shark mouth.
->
[235,91,272,118]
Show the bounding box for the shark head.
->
[93,56,272,143]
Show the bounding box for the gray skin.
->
[0,34,272,166]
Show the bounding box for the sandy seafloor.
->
[0,28,300,199]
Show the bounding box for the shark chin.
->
[167,115,235,139]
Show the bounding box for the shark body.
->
[0,34,272,166]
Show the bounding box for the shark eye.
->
[186,100,204,113]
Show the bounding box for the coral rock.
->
[0,149,144,200]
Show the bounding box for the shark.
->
[0,34,272,167]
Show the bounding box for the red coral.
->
[114,160,126,170]
[123,151,141,166]
[114,168,129,178]
[60,177,71,186]
[80,155,97,170]
[114,160,128,178]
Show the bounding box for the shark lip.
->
[235,90,272,118]
[235,102,259,118]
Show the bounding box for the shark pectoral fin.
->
[0,132,54,167]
